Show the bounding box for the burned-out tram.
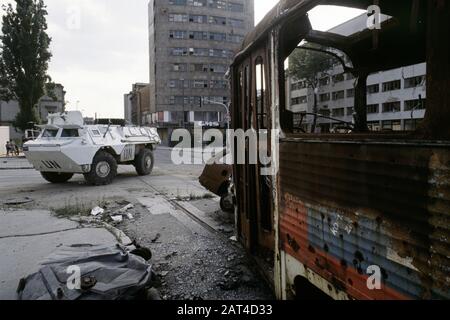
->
[229,0,450,299]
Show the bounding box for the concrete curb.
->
[69,216,133,246]
[0,167,34,170]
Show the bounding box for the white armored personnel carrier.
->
[23,111,161,185]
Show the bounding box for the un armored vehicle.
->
[23,111,161,185]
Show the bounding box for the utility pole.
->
[181,78,185,129]
[202,98,231,148]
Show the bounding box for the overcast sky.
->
[0,0,364,118]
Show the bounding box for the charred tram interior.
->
[230,0,450,300]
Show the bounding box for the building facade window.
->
[382,120,402,131]
[189,14,207,23]
[332,74,345,83]
[291,96,307,105]
[332,108,345,117]
[228,34,244,43]
[404,75,425,88]
[367,104,379,114]
[320,93,330,102]
[404,99,426,111]
[209,16,227,25]
[347,107,354,116]
[171,63,187,72]
[189,31,208,40]
[382,101,401,113]
[169,14,188,22]
[209,0,227,10]
[210,80,228,89]
[382,80,401,92]
[170,47,188,56]
[346,88,355,98]
[210,64,227,73]
[291,81,307,91]
[332,90,345,100]
[169,30,187,39]
[229,18,245,28]
[367,84,380,94]
[228,2,244,12]
[319,76,330,86]
[209,32,227,41]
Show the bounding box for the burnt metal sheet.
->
[279,139,450,299]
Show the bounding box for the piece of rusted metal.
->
[279,138,450,299]
[199,162,232,197]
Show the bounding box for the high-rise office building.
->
[148,0,254,144]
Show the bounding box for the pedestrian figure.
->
[5,141,11,157]
[10,140,17,157]
[14,143,20,156]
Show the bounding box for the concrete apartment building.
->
[124,83,151,125]
[0,84,66,140]
[288,14,426,132]
[147,0,254,144]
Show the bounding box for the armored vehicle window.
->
[42,129,59,138]
[61,129,80,137]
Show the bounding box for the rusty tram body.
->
[230,0,450,299]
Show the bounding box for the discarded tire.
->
[41,172,74,184]
[84,151,118,185]
[134,148,154,176]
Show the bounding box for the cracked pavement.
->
[0,149,273,300]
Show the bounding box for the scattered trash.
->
[229,236,237,242]
[151,233,161,243]
[120,204,134,213]
[160,271,169,277]
[90,206,104,217]
[111,215,123,223]
[126,212,134,220]
[3,197,33,206]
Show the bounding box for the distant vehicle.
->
[23,111,161,185]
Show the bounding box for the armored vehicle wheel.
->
[134,148,154,176]
[41,172,74,184]
[84,151,118,186]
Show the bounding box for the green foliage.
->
[289,44,335,88]
[0,0,53,130]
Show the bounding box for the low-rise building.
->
[0,84,66,140]
[124,83,150,126]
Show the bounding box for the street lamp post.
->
[202,98,231,148]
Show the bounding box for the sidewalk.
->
[0,209,119,300]
[0,157,33,170]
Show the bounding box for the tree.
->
[0,0,53,131]
[289,44,337,133]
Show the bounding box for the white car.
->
[24,111,161,185]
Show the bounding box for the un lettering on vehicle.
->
[121,145,136,162]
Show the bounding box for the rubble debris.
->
[111,215,123,223]
[126,212,134,220]
[120,204,134,213]
[90,206,104,217]
[229,236,237,242]
[160,271,170,277]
